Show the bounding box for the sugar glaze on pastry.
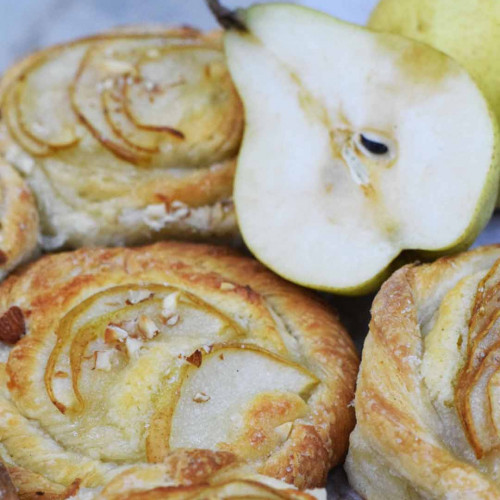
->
[0,242,358,497]
[0,28,243,249]
[346,245,500,499]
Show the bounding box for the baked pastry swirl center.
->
[39,283,316,464]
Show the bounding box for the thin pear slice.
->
[70,40,157,165]
[168,344,318,452]
[218,3,499,294]
[15,44,87,149]
[101,84,161,153]
[460,342,500,458]
[185,479,285,499]
[124,46,229,136]
[3,83,53,157]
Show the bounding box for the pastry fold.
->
[0,242,358,497]
[0,160,38,281]
[346,245,500,499]
[0,28,243,250]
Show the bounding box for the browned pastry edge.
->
[347,245,500,499]
[0,161,39,280]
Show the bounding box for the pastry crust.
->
[0,242,358,497]
[95,460,327,500]
[0,28,243,249]
[0,159,38,281]
[346,245,500,499]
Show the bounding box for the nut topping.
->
[185,349,202,368]
[0,306,25,344]
[137,315,159,340]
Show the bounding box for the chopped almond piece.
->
[104,324,128,345]
[138,314,159,339]
[125,337,143,358]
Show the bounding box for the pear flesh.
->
[224,3,499,293]
[169,346,318,452]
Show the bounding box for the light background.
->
[1,0,498,246]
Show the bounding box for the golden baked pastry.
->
[95,462,327,499]
[346,245,500,499]
[0,159,38,280]
[0,28,243,249]
[0,454,327,500]
[0,242,358,497]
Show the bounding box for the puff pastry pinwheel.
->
[346,245,500,499]
[0,242,358,498]
[0,160,38,280]
[0,27,243,250]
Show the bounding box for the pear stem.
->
[206,0,247,31]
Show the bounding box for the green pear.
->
[208,1,500,295]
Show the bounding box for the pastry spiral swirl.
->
[346,245,500,499]
[0,242,357,497]
[0,28,243,249]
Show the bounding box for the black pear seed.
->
[360,134,389,155]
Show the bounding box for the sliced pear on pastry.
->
[15,45,87,149]
[70,41,153,164]
[168,345,318,451]
[210,1,500,294]
[123,46,236,150]
[187,480,285,499]
[101,85,161,152]
[3,84,53,157]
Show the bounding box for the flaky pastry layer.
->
[0,159,38,281]
[346,245,500,499]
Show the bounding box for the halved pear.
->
[168,345,318,452]
[212,2,500,294]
